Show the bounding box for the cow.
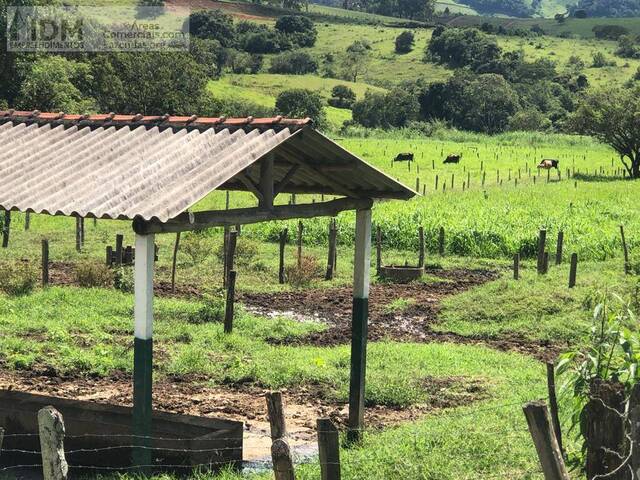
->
[444,153,462,164]
[537,159,559,170]
[394,152,414,162]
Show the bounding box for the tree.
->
[616,35,640,59]
[352,88,418,128]
[508,109,552,132]
[275,15,317,47]
[570,86,640,178]
[189,37,228,77]
[275,89,325,126]
[460,74,520,133]
[269,51,318,74]
[187,10,236,47]
[425,27,502,69]
[395,31,415,54]
[328,85,356,109]
[16,56,95,113]
[341,40,371,82]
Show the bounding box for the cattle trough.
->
[0,390,243,475]
[379,265,424,283]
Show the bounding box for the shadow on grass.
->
[573,173,626,183]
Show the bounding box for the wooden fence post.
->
[25,212,30,231]
[75,217,81,252]
[226,230,238,286]
[537,229,547,274]
[543,252,549,275]
[297,221,303,268]
[318,418,341,480]
[223,226,230,287]
[546,363,563,455]
[513,253,520,280]
[38,406,68,480]
[569,253,578,288]
[555,231,563,266]
[279,229,287,284]
[0,426,3,454]
[376,226,382,276]
[2,210,10,248]
[620,225,630,274]
[418,226,425,268]
[224,270,236,334]
[326,219,337,281]
[115,234,124,266]
[438,227,445,256]
[522,401,570,480]
[171,232,180,293]
[266,392,295,480]
[629,383,640,477]
[42,239,49,287]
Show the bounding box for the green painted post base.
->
[133,337,153,472]
[347,297,368,444]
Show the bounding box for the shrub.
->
[0,261,37,296]
[216,237,260,266]
[285,255,321,288]
[593,25,629,41]
[181,232,212,265]
[328,85,356,109]
[269,51,318,74]
[188,293,228,324]
[275,15,317,47]
[74,261,113,288]
[114,266,134,293]
[187,10,236,47]
[592,51,615,68]
[395,31,415,54]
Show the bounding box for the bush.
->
[216,237,260,266]
[328,85,356,109]
[0,261,37,296]
[187,10,236,47]
[395,31,415,54]
[227,50,263,74]
[74,261,113,288]
[592,51,615,68]
[269,51,318,74]
[275,15,317,47]
[593,25,629,40]
[188,293,227,324]
[181,232,213,265]
[508,109,552,132]
[114,266,134,293]
[285,255,321,288]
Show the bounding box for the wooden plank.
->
[259,153,275,210]
[546,362,563,455]
[236,172,264,204]
[133,198,373,235]
[274,165,300,196]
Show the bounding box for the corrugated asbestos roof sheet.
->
[0,111,415,223]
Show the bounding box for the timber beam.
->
[133,197,373,235]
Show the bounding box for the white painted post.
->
[38,406,68,480]
[133,233,155,470]
[348,207,371,443]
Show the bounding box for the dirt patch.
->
[242,268,561,362]
[165,0,276,20]
[0,368,486,459]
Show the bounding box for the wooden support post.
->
[223,226,230,287]
[297,221,303,268]
[326,219,337,281]
[266,391,287,439]
[621,225,630,274]
[75,217,81,252]
[348,208,371,444]
[38,406,68,480]
[133,233,155,470]
[543,252,549,274]
[2,210,10,248]
[42,239,49,287]
[279,229,287,284]
[226,230,238,286]
[106,246,113,267]
[0,426,3,454]
[555,231,564,266]
[438,227,445,256]
[115,234,124,266]
[259,153,275,210]
[569,253,578,288]
[224,270,236,334]
[171,232,180,293]
[318,418,341,480]
[546,363,563,455]
[522,401,570,480]
[537,229,547,274]
[513,253,520,280]
[418,226,425,268]
[24,212,30,231]
[375,226,382,276]
[80,217,85,248]
[266,392,295,480]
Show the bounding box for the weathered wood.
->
[106,246,113,266]
[297,221,303,268]
[236,172,264,204]
[569,253,578,288]
[546,362,563,455]
[621,225,630,274]
[38,406,68,480]
[224,270,236,334]
[274,165,300,196]
[418,226,425,268]
[543,251,549,274]
[537,230,547,274]
[24,212,30,231]
[271,438,295,480]
[266,391,287,440]
[513,253,520,280]
[522,401,570,480]
[75,217,81,252]
[2,210,10,248]
[42,239,49,287]
[629,383,640,477]
[171,232,180,293]
[223,226,230,287]
[555,231,564,265]
[318,418,341,480]
[326,219,337,280]
[226,230,238,285]
[279,229,287,284]
[584,380,628,480]
[115,234,124,266]
[133,198,373,235]
[259,153,275,210]
[438,227,445,256]
[375,226,382,276]
[79,217,85,248]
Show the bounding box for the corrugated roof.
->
[0,111,415,223]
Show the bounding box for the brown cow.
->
[444,153,462,164]
[537,159,559,170]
